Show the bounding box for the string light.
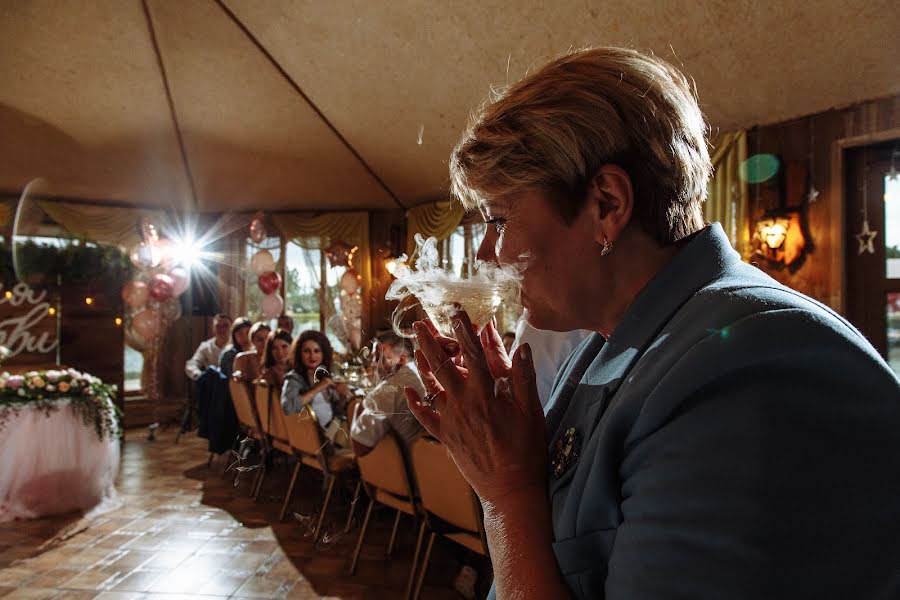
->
[84,297,93,305]
[115,317,123,326]
[4,291,11,299]
[48,307,56,316]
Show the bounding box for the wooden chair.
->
[251,380,291,498]
[227,378,265,484]
[410,435,488,600]
[348,430,421,598]
[229,378,262,441]
[281,405,358,540]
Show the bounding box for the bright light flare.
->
[170,237,204,268]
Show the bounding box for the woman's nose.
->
[476,230,498,263]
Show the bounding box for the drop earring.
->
[600,238,614,256]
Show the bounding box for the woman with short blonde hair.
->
[408,47,900,599]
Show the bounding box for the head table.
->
[0,369,121,522]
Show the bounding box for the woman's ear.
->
[585,165,634,245]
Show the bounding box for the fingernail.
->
[446,342,459,354]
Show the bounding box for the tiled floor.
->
[0,427,488,599]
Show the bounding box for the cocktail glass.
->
[412,279,507,339]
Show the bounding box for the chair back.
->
[284,405,326,457]
[411,436,480,533]
[267,386,289,442]
[358,430,414,500]
[229,379,256,431]
[254,382,270,433]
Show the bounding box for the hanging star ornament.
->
[807,186,820,203]
[855,219,878,255]
[887,165,899,182]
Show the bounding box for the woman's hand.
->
[406,309,548,504]
[304,376,333,402]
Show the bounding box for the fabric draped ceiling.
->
[704,130,749,256]
[405,199,465,256]
[35,201,167,249]
[271,211,372,330]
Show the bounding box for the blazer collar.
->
[545,224,742,490]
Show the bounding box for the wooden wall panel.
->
[747,95,900,311]
[59,284,124,408]
[367,210,406,338]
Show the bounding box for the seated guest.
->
[501,330,516,354]
[281,330,349,444]
[185,313,231,381]
[218,317,252,378]
[259,328,292,388]
[277,314,294,336]
[350,333,425,457]
[511,314,591,410]
[232,321,271,383]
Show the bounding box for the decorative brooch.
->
[551,427,581,479]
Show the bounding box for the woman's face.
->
[477,191,597,332]
[252,329,270,354]
[271,339,291,367]
[301,340,323,371]
[234,327,251,351]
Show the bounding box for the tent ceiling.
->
[1,0,897,212]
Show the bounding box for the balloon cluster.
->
[327,241,363,351]
[122,218,195,416]
[121,218,189,344]
[248,213,284,318]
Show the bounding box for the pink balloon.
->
[121,280,149,309]
[158,298,183,321]
[258,271,282,295]
[340,269,361,294]
[155,238,177,269]
[132,308,161,340]
[249,213,267,243]
[149,273,174,302]
[139,218,159,245]
[129,242,160,270]
[260,293,284,319]
[169,266,189,296]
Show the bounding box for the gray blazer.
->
[489,224,900,599]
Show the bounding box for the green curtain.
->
[405,199,465,256]
[705,130,749,256]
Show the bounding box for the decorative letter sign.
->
[0,283,59,364]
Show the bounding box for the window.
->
[283,241,346,353]
[123,346,142,393]
[244,237,347,354]
[244,236,282,326]
[884,174,900,278]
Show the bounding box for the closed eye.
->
[486,217,507,233]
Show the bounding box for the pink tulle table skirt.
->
[0,401,120,522]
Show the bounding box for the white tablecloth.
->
[0,399,120,521]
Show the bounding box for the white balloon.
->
[169,266,190,297]
[261,293,284,319]
[251,250,276,276]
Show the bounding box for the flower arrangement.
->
[0,368,121,440]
